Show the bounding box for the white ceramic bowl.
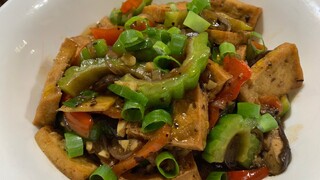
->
[0,0,319,179]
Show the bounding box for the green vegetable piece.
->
[206,172,227,180]
[153,41,171,55]
[64,132,84,158]
[108,83,148,107]
[124,16,148,30]
[167,33,187,55]
[58,59,112,96]
[183,11,211,32]
[63,90,98,108]
[219,42,236,60]
[156,151,179,179]
[133,0,153,16]
[93,39,108,58]
[121,100,145,122]
[167,27,181,35]
[89,164,117,180]
[187,0,210,14]
[216,12,253,32]
[246,31,267,61]
[142,109,172,133]
[153,55,181,72]
[257,113,279,133]
[236,133,261,168]
[113,29,144,54]
[280,95,291,116]
[237,102,261,119]
[80,47,92,62]
[202,114,259,168]
[164,11,187,28]
[117,32,210,107]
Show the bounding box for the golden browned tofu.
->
[33,39,77,127]
[35,126,98,180]
[240,43,304,103]
[142,2,187,23]
[126,86,209,151]
[210,0,262,28]
[169,85,209,151]
[208,30,249,46]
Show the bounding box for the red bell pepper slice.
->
[209,56,252,128]
[90,27,124,46]
[227,166,269,180]
[120,0,143,14]
[64,112,93,138]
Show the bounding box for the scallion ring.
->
[257,113,279,133]
[167,33,187,55]
[124,16,149,30]
[156,151,179,179]
[108,84,148,107]
[64,132,84,158]
[92,39,108,58]
[153,41,171,55]
[183,11,210,32]
[153,55,181,72]
[219,41,236,60]
[89,164,117,180]
[141,109,172,133]
[121,100,145,122]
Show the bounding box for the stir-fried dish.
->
[33,0,304,179]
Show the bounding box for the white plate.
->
[0,0,318,179]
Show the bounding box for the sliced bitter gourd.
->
[202,114,260,168]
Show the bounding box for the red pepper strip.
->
[227,166,269,180]
[90,27,124,46]
[208,104,220,129]
[121,0,143,14]
[208,56,252,128]
[112,124,171,176]
[64,112,93,138]
[259,95,283,115]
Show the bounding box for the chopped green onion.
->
[89,164,117,180]
[122,100,145,122]
[153,41,171,55]
[156,151,179,179]
[64,132,84,158]
[237,102,261,119]
[112,29,144,54]
[167,33,187,55]
[93,39,108,58]
[167,27,181,35]
[80,47,93,62]
[124,16,148,30]
[219,42,236,60]
[108,84,148,106]
[63,90,98,108]
[183,11,210,32]
[187,0,210,14]
[109,9,129,26]
[164,11,188,28]
[133,0,153,15]
[206,172,227,180]
[257,113,279,133]
[280,95,291,117]
[141,109,172,133]
[153,55,181,72]
[246,31,267,61]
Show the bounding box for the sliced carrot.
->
[112,124,171,176]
